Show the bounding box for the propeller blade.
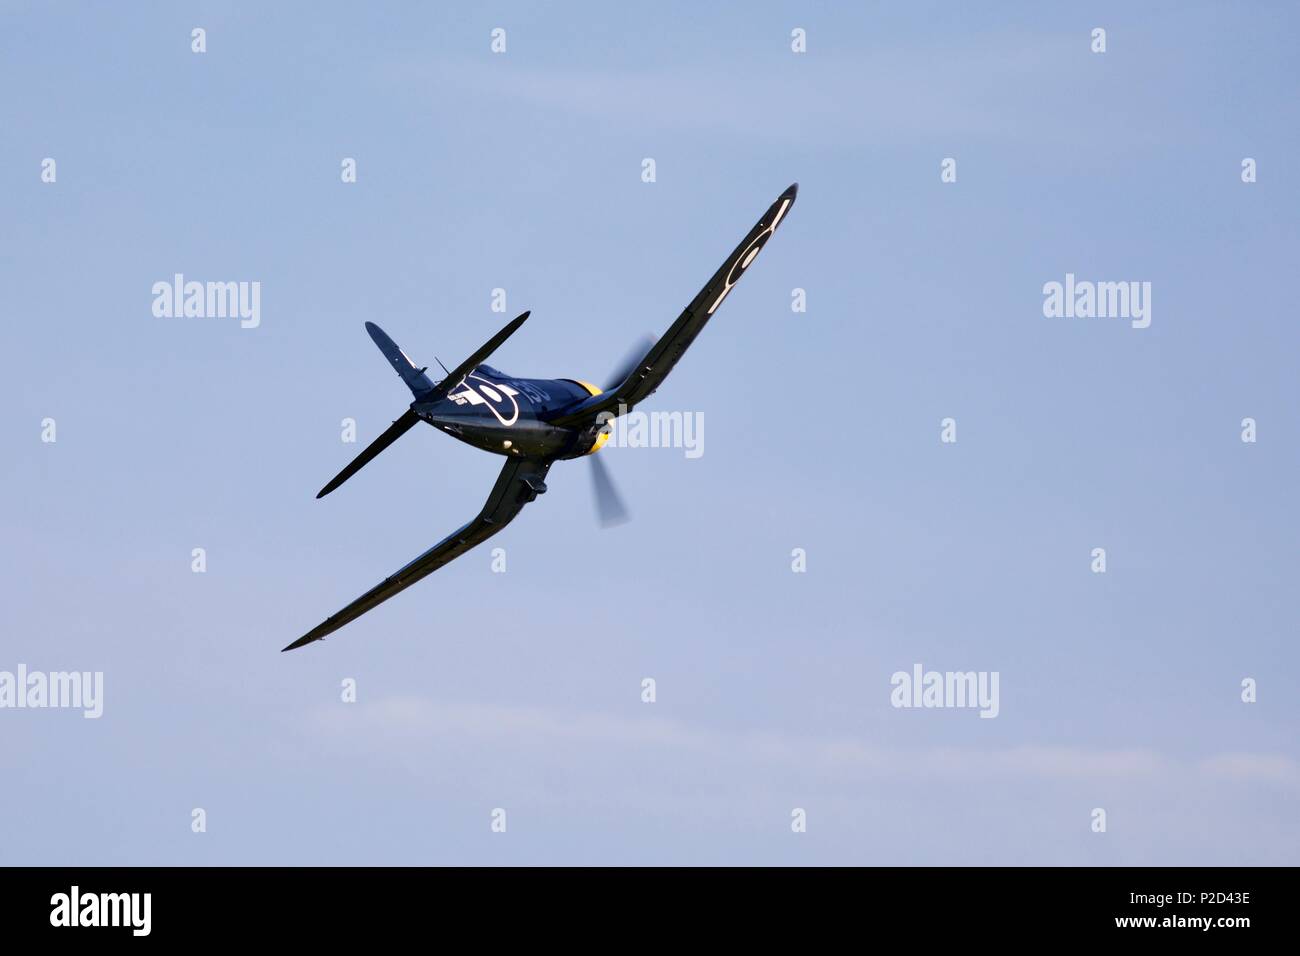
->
[605,333,658,392]
[589,453,629,528]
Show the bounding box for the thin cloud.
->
[308,695,1299,787]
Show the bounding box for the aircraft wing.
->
[547,183,797,428]
[284,457,552,651]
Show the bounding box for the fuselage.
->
[413,365,606,460]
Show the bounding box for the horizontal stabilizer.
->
[430,311,530,400]
[317,409,421,498]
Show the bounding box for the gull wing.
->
[284,457,551,651]
[547,183,797,427]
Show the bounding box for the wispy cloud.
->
[309,695,1300,787]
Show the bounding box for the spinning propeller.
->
[588,333,656,528]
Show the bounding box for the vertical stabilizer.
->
[366,322,436,397]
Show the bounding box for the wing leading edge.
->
[284,457,552,651]
[547,183,797,428]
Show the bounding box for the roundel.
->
[728,230,771,286]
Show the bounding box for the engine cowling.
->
[559,380,611,458]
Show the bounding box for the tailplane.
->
[317,409,420,498]
[315,313,533,499]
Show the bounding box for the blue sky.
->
[1,1,1296,864]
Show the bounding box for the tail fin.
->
[366,322,436,397]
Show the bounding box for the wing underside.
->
[547,183,797,428]
[284,457,551,651]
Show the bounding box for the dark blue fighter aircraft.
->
[285,184,797,651]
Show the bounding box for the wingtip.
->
[783,182,798,200]
[284,619,331,652]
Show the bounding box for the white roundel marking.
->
[770,198,791,230]
[447,373,522,426]
[706,198,789,316]
[707,286,731,315]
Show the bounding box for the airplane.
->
[284,183,798,651]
